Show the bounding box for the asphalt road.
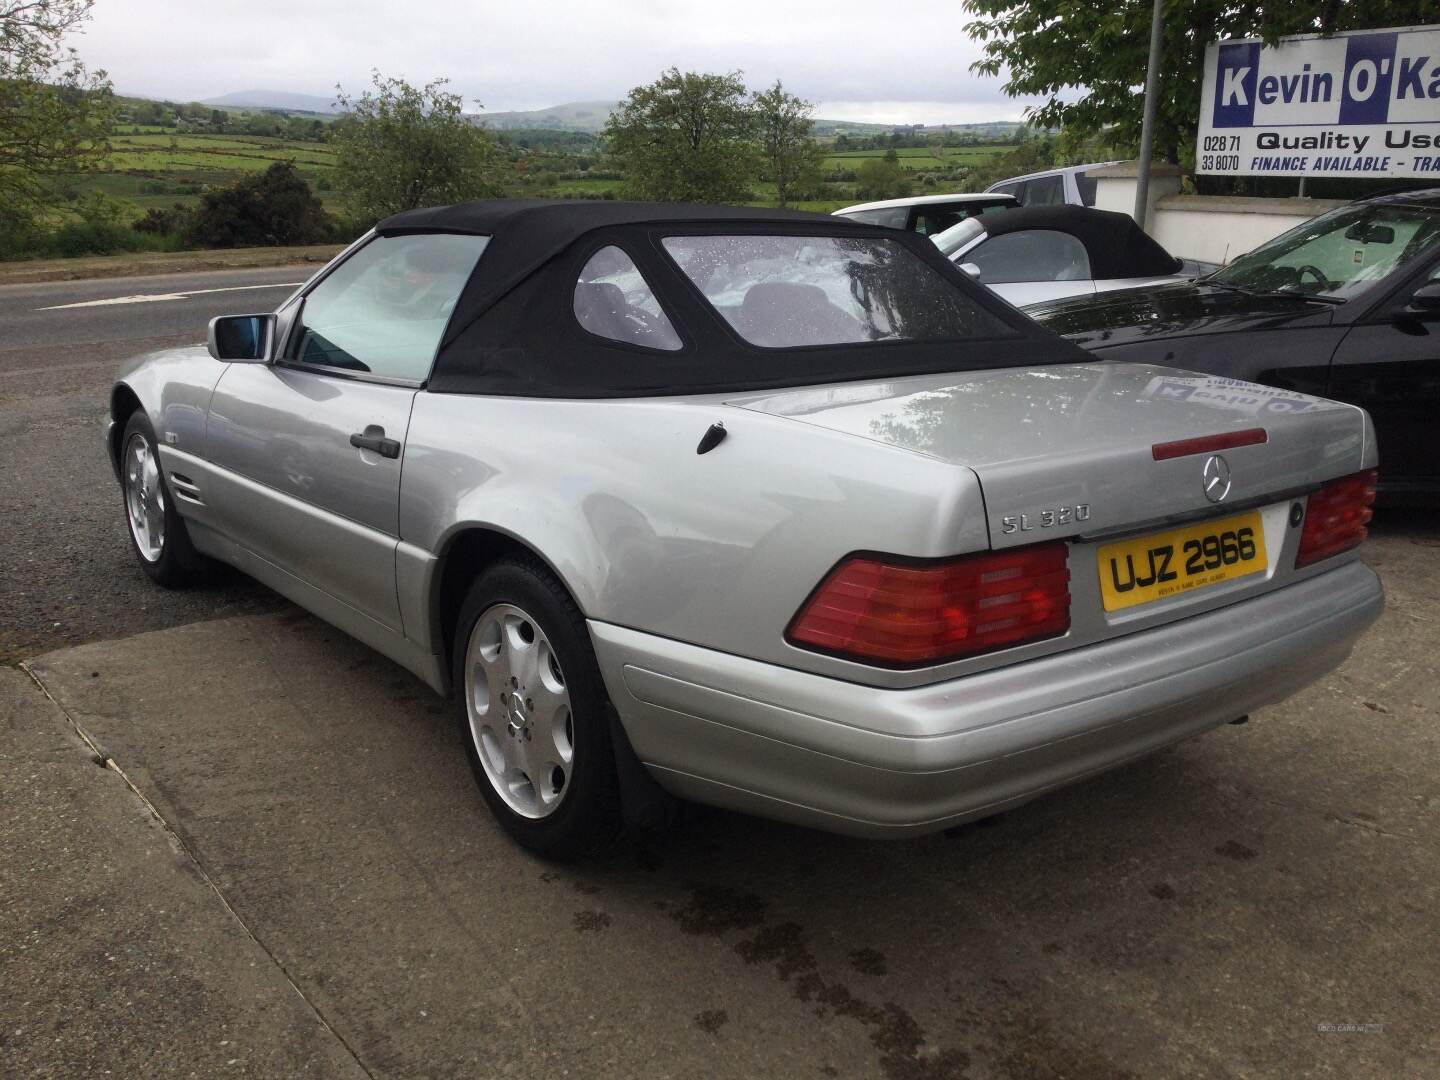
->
[0,266,309,663]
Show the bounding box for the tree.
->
[330,72,504,223]
[187,162,329,248]
[603,68,756,203]
[960,133,1057,192]
[963,1,1440,165]
[854,156,912,201]
[750,80,825,208]
[0,1,116,234]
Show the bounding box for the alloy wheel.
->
[123,431,165,563]
[463,603,575,819]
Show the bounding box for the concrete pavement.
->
[0,667,368,1079]
[11,519,1438,1077]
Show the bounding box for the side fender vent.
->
[169,472,204,506]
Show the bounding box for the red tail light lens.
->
[1296,469,1377,568]
[787,542,1071,666]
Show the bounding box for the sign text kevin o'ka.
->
[1197,25,1440,179]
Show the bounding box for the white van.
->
[984,162,1122,207]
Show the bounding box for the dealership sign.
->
[1197,25,1440,178]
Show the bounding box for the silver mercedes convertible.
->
[107,201,1384,857]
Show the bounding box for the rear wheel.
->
[453,559,622,859]
[120,411,207,587]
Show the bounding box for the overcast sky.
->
[73,0,1046,125]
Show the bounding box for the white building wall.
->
[1089,164,1347,265]
[1144,196,1348,265]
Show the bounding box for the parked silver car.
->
[108,201,1384,858]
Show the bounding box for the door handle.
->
[349,424,400,459]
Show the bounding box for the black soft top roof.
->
[378,197,839,236]
[378,200,855,346]
[972,204,1182,279]
[374,199,1089,398]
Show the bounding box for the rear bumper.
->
[590,559,1383,837]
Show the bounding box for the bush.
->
[323,212,373,244]
[187,161,330,247]
[43,221,179,257]
[133,204,195,236]
[0,210,44,261]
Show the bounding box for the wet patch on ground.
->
[572,910,612,934]
[693,1008,729,1034]
[1215,840,1260,861]
[670,883,768,937]
[848,947,888,976]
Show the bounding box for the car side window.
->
[967,229,1091,284]
[1075,171,1099,207]
[837,207,910,229]
[1024,174,1066,207]
[289,233,487,382]
[990,182,1021,201]
[913,208,965,236]
[574,246,682,351]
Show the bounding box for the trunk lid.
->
[729,362,1369,549]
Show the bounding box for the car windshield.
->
[1210,202,1440,301]
[930,218,987,259]
[661,234,1012,348]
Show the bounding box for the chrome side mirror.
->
[207,313,277,362]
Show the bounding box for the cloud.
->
[75,0,1046,122]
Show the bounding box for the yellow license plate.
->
[1098,511,1267,612]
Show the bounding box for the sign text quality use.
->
[1197,26,1440,179]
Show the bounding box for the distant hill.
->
[474,101,620,133]
[152,91,1023,137]
[475,100,1023,138]
[202,89,341,114]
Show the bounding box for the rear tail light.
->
[786,542,1071,667]
[1295,469,1377,568]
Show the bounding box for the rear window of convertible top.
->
[660,234,1013,349]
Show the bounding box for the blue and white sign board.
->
[1197,25,1440,178]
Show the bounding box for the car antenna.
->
[696,421,727,455]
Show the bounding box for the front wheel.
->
[119,411,207,587]
[452,559,622,859]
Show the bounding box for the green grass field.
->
[824,145,1005,172]
[65,133,342,221]
[61,131,1012,226]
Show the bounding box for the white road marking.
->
[37,281,304,311]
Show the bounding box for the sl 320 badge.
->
[1001,504,1091,534]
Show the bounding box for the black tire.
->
[118,410,208,588]
[452,558,623,859]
